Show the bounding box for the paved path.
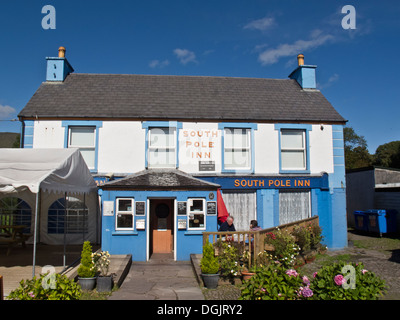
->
[108,254,204,300]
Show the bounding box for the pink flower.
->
[261,288,266,292]
[362,269,368,274]
[286,269,298,277]
[301,287,313,298]
[28,291,35,298]
[313,272,318,278]
[334,274,345,286]
[302,276,310,285]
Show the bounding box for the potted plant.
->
[200,241,220,289]
[93,250,113,292]
[77,241,97,290]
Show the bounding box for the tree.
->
[343,126,372,170]
[373,141,400,169]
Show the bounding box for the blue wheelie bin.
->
[364,209,397,236]
[353,211,368,232]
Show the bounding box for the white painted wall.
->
[97,121,145,174]
[179,122,221,174]
[309,124,334,174]
[254,124,279,174]
[33,120,65,148]
[31,120,336,175]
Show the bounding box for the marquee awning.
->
[0,148,97,195]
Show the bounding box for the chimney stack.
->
[58,46,66,58]
[297,54,304,66]
[46,46,74,82]
[288,54,317,89]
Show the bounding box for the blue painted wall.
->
[99,189,218,261]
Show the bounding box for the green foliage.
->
[200,241,219,274]
[373,140,400,168]
[77,241,96,278]
[309,262,386,300]
[217,241,240,277]
[344,126,372,169]
[265,229,300,268]
[239,264,308,300]
[292,223,323,254]
[8,273,81,300]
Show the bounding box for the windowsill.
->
[112,231,139,236]
[280,170,310,174]
[184,231,205,235]
[222,169,254,174]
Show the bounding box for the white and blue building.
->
[18,48,347,261]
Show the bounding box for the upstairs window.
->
[223,128,251,170]
[68,126,96,170]
[280,129,307,171]
[148,127,176,168]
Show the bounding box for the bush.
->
[201,241,219,274]
[239,264,311,300]
[217,241,240,277]
[309,262,386,300]
[8,273,81,300]
[265,228,300,268]
[77,241,96,278]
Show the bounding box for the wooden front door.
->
[150,199,174,254]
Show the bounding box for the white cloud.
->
[318,73,339,89]
[258,30,334,65]
[149,59,170,68]
[0,104,16,119]
[244,16,275,31]
[173,48,197,65]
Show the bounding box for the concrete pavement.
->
[108,253,204,300]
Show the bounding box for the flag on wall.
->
[217,189,229,224]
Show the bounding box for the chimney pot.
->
[58,46,66,58]
[297,54,304,66]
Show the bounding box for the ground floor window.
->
[279,190,310,225]
[221,191,256,231]
[188,198,206,230]
[0,197,31,233]
[116,198,134,230]
[48,197,88,234]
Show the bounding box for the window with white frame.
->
[68,127,96,170]
[187,199,205,230]
[280,129,307,170]
[116,198,134,230]
[148,127,176,168]
[224,128,251,170]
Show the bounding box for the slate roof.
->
[19,73,346,123]
[100,169,220,190]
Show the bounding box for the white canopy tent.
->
[0,148,99,276]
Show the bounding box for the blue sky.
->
[0,0,399,153]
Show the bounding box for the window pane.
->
[281,130,304,149]
[188,213,204,228]
[190,200,204,212]
[79,149,95,169]
[279,191,310,225]
[70,127,95,147]
[148,149,175,168]
[118,199,133,212]
[150,128,175,147]
[282,151,305,169]
[224,149,250,168]
[225,128,249,148]
[117,214,133,228]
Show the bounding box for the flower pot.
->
[201,273,219,289]
[78,277,96,291]
[96,276,113,292]
[241,272,256,281]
